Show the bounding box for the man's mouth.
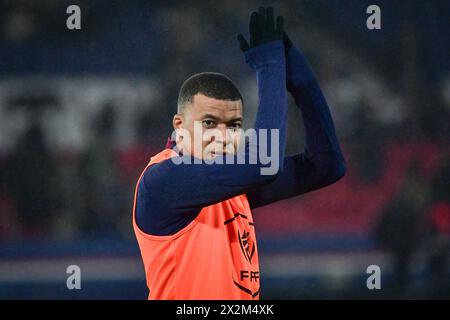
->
[211,151,227,157]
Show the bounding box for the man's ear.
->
[172,113,183,130]
[172,114,185,145]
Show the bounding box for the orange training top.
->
[132,148,260,300]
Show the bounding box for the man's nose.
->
[211,125,231,145]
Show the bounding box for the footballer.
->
[132,7,346,299]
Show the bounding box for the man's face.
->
[173,93,243,160]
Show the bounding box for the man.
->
[132,7,346,299]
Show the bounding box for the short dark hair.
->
[177,72,243,113]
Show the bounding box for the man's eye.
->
[229,123,242,130]
[202,120,216,127]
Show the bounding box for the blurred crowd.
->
[0,0,448,295]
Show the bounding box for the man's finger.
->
[266,7,274,31]
[283,32,293,50]
[258,7,266,36]
[237,34,250,52]
[249,11,258,46]
[276,16,284,35]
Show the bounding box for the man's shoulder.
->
[137,148,174,190]
[148,148,178,166]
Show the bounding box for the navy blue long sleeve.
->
[246,40,347,209]
[136,40,288,235]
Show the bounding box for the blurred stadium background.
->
[0,0,449,299]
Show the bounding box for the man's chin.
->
[208,151,235,159]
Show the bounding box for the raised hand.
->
[237,6,284,52]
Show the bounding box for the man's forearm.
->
[244,40,288,172]
[246,43,346,209]
[286,42,344,158]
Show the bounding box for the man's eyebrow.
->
[201,113,221,121]
[201,113,243,123]
[228,117,243,123]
